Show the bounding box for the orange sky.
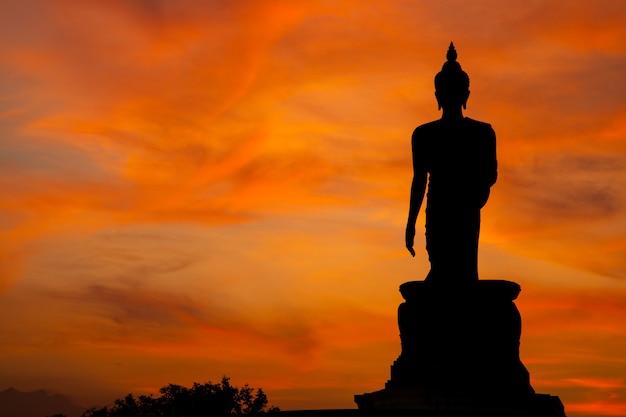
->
[1,1,626,416]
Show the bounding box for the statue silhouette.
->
[405,42,498,283]
[356,43,566,417]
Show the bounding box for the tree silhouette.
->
[82,377,279,417]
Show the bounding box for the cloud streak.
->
[2,1,626,414]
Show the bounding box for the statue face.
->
[435,89,470,110]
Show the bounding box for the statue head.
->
[434,42,470,110]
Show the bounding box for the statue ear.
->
[462,90,470,110]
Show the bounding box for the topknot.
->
[434,41,469,93]
[446,42,457,62]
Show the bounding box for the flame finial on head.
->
[446,42,457,62]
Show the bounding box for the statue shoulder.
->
[412,120,441,140]
[464,117,495,134]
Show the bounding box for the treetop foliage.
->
[82,376,279,417]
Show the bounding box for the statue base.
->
[354,280,566,416]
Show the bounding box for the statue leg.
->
[425,207,480,282]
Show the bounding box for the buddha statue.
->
[405,42,498,283]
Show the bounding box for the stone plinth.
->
[355,280,566,416]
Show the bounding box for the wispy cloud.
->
[1,0,626,412]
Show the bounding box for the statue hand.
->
[405,223,416,257]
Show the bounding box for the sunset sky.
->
[1,1,626,416]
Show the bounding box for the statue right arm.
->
[406,129,428,257]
